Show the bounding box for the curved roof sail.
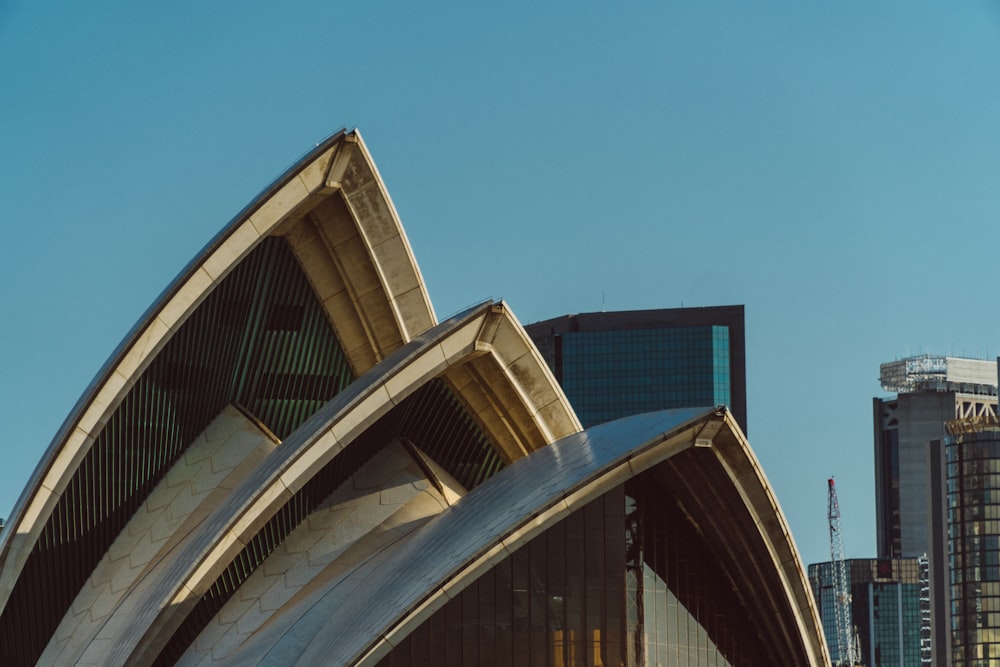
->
[0,129,827,667]
[0,130,443,664]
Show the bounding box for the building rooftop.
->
[879,355,997,395]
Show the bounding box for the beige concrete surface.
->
[44,406,277,666]
[178,441,464,665]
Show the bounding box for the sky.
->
[3,2,1000,569]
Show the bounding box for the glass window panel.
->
[478,568,496,667]
[462,579,479,666]
[374,473,776,667]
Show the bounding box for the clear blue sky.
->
[3,2,1000,569]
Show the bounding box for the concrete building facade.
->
[874,356,998,560]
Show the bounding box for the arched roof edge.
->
[0,128,352,593]
[349,130,437,337]
[240,407,828,666]
[76,301,490,664]
[86,299,578,665]
[246,409,720,665]
[711,410,831,665]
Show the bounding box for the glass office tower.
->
[933,426,1000,666]
[808,558,930,667]
[874,356,998,560]
[525,307,746,432]
[874,356,998,666]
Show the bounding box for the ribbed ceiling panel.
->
[0,238,354,667]
[155,378,504,665]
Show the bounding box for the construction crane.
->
[827,477,859,667]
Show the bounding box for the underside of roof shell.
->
[28,301,579,667]
[0,130,435,595]
[0,130,580,666]
[75,301,579,666]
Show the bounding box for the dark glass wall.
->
[524,307,747,434]
[808,558,928,667]
[626,473,745,666]
[946,431,1000,666]
[865,579,924,667]
[377,464,775,667]
[380,486,627,667]
[874,397,903,560]
[557,326,730,429]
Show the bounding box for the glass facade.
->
[946,431,1000,666]
[809,562,843,665]
[525,307,746,433]
[558,326,731,428]
[808,558,928,667]
[377,465,772,666]
[875,401,903,559]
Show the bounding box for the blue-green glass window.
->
[558,326,731,428]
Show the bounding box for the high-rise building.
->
[929,423,1000,667]
[525,306,746,432]
[809,558,931,667]
[874,355,998,560]
[873,355,999,666]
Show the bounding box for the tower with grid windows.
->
[525,306,746,433]
[809,557,930,666]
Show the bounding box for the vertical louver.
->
[0,238,354,667]
[155,378,504,665]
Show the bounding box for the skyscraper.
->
[809,558,930,667]
[874,355,998,560]
[929,422,1000,667]
[873,355,999,666]
[525,306,746,432]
